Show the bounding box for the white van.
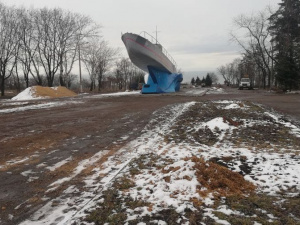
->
[239,78,252,90]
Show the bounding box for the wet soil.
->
[0,87,299,224]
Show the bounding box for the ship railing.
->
[139,31,177,69]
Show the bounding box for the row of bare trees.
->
[77,58,145,92]
[110,58,145,91]
[0,3,102,96]
[83,39,119,92]
[218,8,276,88]
[219,1,300,90]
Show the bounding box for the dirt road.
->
[0,87,299,225]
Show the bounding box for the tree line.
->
[218,0,300,91]
[0,2,144,96]
[102,58,145,92]
[190,73,218,87]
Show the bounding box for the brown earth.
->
[0,87,299,225]
[35,86,77,98]
[22,86,77,99]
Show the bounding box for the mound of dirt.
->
[34,86,77,98]
[12,86,77,100]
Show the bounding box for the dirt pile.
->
[12,86,77,100]
[34,86,77,98]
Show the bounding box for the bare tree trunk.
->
[98,77,102,91]
[15,63,21,92]
[90,81,93,91]
[0,74,5,96]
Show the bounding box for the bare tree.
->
[57,11,99,87]
[0,4,20,96]
[17,8,43,87]
[83,38,118,91]
[0,2,102,93]
[56,10,78,87]
[117,58,131,90]
[218,58,242,86]
[33,8,100,87]
[82,40,98,91]
[207,72,219,84]
[230,9,275,88]
[33,8,61,87]
[217,65,228,84]
[114,69,123,90]
[95,40,118,91]
[113,58,144,90]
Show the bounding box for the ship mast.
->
[155,26,160,44]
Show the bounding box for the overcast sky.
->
[2,0,280,80]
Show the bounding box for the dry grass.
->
[223,116,243,127]
[162,166,181,174]
[213,193,300,224]
[113,177,135,190]
[190,156,256,198]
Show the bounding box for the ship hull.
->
[122,32,182,94]
[122,33,176,73]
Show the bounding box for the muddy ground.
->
[0,87,299,225]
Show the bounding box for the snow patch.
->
[205,117,230,131]
[224,103,241,109]
[0,101,83,114]
[11,87,43,101]
[88,91,140,98]
[46,157,73,171]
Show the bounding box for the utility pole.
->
[78,43,83,93]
